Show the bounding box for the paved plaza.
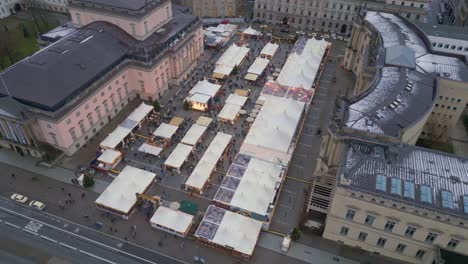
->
[0,23,407,264]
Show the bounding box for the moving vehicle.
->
[29,200,46,211]
[10,193,28,204]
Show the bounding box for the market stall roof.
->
[195,205,262,256]
[181,124,207,146]
[185,160,216,190]
[218,104,242,121]
[138,143,163,156]
[153,123,178,139]
[245,73,259,81]
[125,103,153,125]
[150,206,194,234]
[189,80,222,98]
[225,94,248,106]
[234,89,249,97]
[214,155,283,217]
[276,38,329,90]
[188,93,211,104]
[242,26,261,36]
[100,125,131,149]
[260,42,279,57]
[164,143,193,169]
[242,97,304,160]
[213,64,233,77]
[185,132,232,190]
[247,57,270,76]
[169,117,184,127]
[95,166,156,214]
[216,44,249,69]
[97,149,121,164]
[196,116,212,127]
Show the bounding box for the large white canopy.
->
[260,42,279,57]
[218,94,248,121]
[196,116,212,127]
[95,166,156,214]
[242,26,261,36]
[100,126,131,149]
[150,206,194,234]
[181,124,207,146]
[125,103,153,126]
[138,143,163,156]
[195,205,262,256]
[242,97,304,163]
[247,57,270,76]
[185,132,232,190]
[215,44,250,72]
[164,143,193,169]
[213,64,234,77]
[188,93,211,104]
[276,38,329,90]
[216,157,283,217]
[153,123,178,139]
[189,80,222,98]
[97,149,121,164]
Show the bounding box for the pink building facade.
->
[0,0,204,157]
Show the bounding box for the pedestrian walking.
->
[68,193,72,197]
[81,193,86,198]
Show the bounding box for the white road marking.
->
[4,221,20,229]
[22,229,39,236]
[290,164,304,169]
[59,242,77,251]
[0,206,173,264]
[298,142,313,148]
[40,235,57,243]
[79,250,117,264]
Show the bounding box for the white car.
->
[29,200,46,211]
[10,193,28,204]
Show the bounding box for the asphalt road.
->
[0,197,187,264]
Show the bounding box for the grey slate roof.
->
[72,0,155,11]
[340,139,468,220]
[0,5,199,114]
[344,12,468,137]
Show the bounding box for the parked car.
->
[10,193,28,204]
[29,200,46,211]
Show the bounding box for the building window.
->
[447,239,460,249]
[95,106,102,119]
[87,113,94,126]
[144,21,149,34]
[425,233,438,244]
[66,118,71,125]
[69,128,77,141]
[376,237,387,247]
[340,226,349,236]
[345,209,356,221]
[75,111,80,117]
[405,227,416,238]
[49,133,58,145]
[75,13,81,25]
[415,250,426,259]
[384,221,396,232]
[364,215,375,226]
[395,243,406,253]
[357,232,367,241]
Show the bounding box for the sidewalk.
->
[0,149,109,193]
[258,232,358,264]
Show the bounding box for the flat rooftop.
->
[344,12,468,137]
[340,139,468,220]
[69,0,171,18]
[0,5,198,114]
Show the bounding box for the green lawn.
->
[416,138,454,154]
[0,15,60,70]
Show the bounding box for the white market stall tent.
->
[276,37,330,90]
[214,154,284,221]
[242,26,261,36]
[150,206,194,237]
[153,123,178,140]
[246,57,270,81]
[185,132,232,193]
[241,97,305,165]
[181,124,207,146]
[195,205,263,258]
[95,166,156,219]
[218,94,248,124]
[99,102,153,149]
[164,143,193,173]
[96,149,122,170]
[138,143,163,156]
[187,80,222,111]
[213,44,250,79]
[260,42,279,59]
[196,116,213,127]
